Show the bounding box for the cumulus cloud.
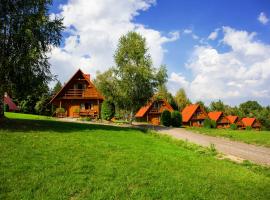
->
[169,27,270,105]
[182,29,199,40]
[49,0,179,83]
[258,12,269,25]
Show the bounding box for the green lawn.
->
[188,127,270,147]
[0,113,270,199]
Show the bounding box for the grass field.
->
[1,112,270,199]
[188,127,270,147]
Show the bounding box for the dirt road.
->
[155,127,270,165]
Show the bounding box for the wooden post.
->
[97,99,100,118]
[60,100,62,108]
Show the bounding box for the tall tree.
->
[98,32,167,122]
[209,100,226,112]
[52,81,63,96]
[0,0,64,117]
[156,84,177,110]
[239,101,263,116]
[174,88,191,111]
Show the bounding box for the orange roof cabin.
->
[182,104,208,127]
[208,111,230,128]
[135,99,174,125]
[242,117,261,130]
[4,93,19,111]
[227,115,244,129]
[50,69,104,118]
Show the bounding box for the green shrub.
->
[203,118,216,128]
[246,126,252,131]
[171,111,182,127]
[211,120,217,128]
[101,100,115,121]
[161,110,171,127]
[203,118,212,128]
[4,104,9,112]
[56,107,65,113]
[230,123,237,130]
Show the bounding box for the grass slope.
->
[0,113,270,199]
[188,127,270,147]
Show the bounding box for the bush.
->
[246,126,252,131]
[161,110,171,127]
[230,123,237,130]
[34,95,51,116]
[211,120,217,129]
[171,111,182,127]
[203,118,212,129]
[56,107,65,113]
[101,100,115,121]
[4,104,9,112]
[203,118,216,129]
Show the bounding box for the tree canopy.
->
[174,88,191,111]
[0,0,64,117]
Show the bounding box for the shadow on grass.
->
[0,117,140,133]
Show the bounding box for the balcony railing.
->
[64,89,84,97]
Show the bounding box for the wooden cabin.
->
[135,99,174,125]
[226,115,244,129]
[182,104,208,127]
[242,117,261,130]
[50,69,104,118]
[4,93,19,112]
[208,111,230,128]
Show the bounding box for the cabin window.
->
[85,102,93,110]
[74,83,85,89]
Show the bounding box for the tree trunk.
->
[0,87,4,118]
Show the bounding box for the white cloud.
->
[208,28,219,40]
[169,27,270,105]
[182,29,199,40]
[258,12,269,25]
[49,0,179,83]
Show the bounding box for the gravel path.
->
[154,127,270,165]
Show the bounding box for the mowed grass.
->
[0,113,270,199]
[188,127,270,147]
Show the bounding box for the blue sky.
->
[49,0,270,105]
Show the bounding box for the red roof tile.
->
[227,115,238,124]
[208,111,223,122]
[182,104,199,123]
[242,118,256,127]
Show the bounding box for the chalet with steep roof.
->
[242,117,261,130]
[227,115,244,129]
[182,104,208,127]
[50,69,104,118]
[135,98,174,125]
[4,93,19,111]
[208,111,230,128]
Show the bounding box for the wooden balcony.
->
[63,89,98,99]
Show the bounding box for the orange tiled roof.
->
[208,111,223,122]
[227,115,238,124]
[242,117,256,127]
[182,104,199,123]
[135,99,174,118]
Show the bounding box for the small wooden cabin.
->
[208,111,230,128]
[50,69,104,118]
[242,117,261,130]
[135,99,174,125]
[226,115,244,129]
[182,104,208,127]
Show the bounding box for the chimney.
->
[85,74,90,81]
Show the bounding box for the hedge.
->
[171,111,182,127]
[161,110,171,127]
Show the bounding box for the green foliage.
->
[56,108,65,114]
[52,81,62,95]
[203,118,212,129]
[34,94,51,116]
[240,101,263,116]
[156,84,178,110]
[174,88,191,111]
[4,104,9,112]
[246,126,252,131]
[19,95,37,114]
[171,111,182,127]
[210,100,226,112]
[203,118,216,129]
[101,100,115,121]
[230,123,237,130]
[196,100,209,112]
[161,110,171,127]
[0,0,64,118]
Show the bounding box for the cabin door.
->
[68,105,80,117]
[149,114,160,125]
